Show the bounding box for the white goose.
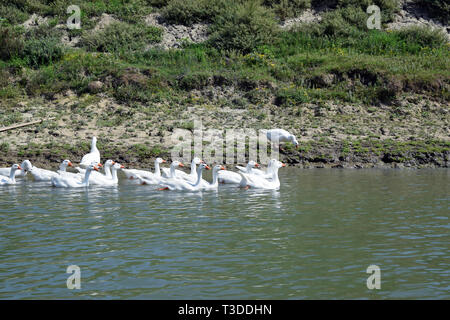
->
[239,160,286,190]
[28,160,74,181]
[51,164,99,188]
[137,160,184,185]
[218,160,259,184]
[80,136,100,168]
[83,162,124,186]
[76,160,113,184]
[161,157,202,182]
[123,157,166,180]
[158,163,225,191]
[237,159,275,178]
[0,160,32,178]
[264,129,299,149]
[0,164,22,185]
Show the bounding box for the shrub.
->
[263,0,311,20]
[395,25,447,48]
[178,72,210,90]
[161,0,229,26]
[319,6,368,37]
[22,37,64,68]
[80,21,162,53]
[0,4,29,24]
[209,0,279,53]
[0,26,24,61]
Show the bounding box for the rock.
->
[88,81,104,93]
[145,13,209,50]
[22,14,48,29]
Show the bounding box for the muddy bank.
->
[1,141,448,170]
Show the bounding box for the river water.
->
[0,168,448,299]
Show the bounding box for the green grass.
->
[0,0,448,108]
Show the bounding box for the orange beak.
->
[18,165,22,170]
[120,165,125,169]
[162,160,167,163]
[282,163,286,167]
[220,166,226,170]
[255,163,260,168]
[205,165,211,170]
[98,163,103,168]
[93,166,99,172]
[68,162,73,167]
[178,163,184,167]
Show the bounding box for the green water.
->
[0,168,448,299]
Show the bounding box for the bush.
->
[209,0,279,53]
[394,25,448,49]
[0,26,24,61]
[22,37,64,68]
[0,4,29,24]
[319,6,368,37]
[263,0,311,20]
[161,0,229,26]
[178,72,210,90]
[80,21,162,53]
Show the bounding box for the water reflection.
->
[0,169,449,299]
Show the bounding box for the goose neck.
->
[9,168,16,182]
[154,161,161,177]
[194,168,203,187]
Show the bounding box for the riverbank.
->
[0,1,448,169]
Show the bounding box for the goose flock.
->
[0,128,296,191]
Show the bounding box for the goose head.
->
[198,163,211,171]
[90,161,103,168]
[60,159,73,169]
[289,135,299,148]
[104,159,115,168]
[113,163,125,170]
[248,160,260,168]
[155,157,166,164]
[171,160,184,168]
[20,160,33,173]
[87,164,100,172]
[193,157,202,165]
[212,164,226,173]
[275,160,286,169]
[11,163,22,172]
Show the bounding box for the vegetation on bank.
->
[0,0,449,166]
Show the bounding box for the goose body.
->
[161,157,203,183]
[236,159,274,177]
[51,164,99,188]
[264,129,299,148]
[0,160,32,178]
[218,161,259,184]
[239,160,285,190]
[123,158,166,180]
[76,160,115,185]
[137,161,184,185]
[80,137,100,168]
[0,164,22,185]
[158,163,224,191]
[28,160,74,181]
